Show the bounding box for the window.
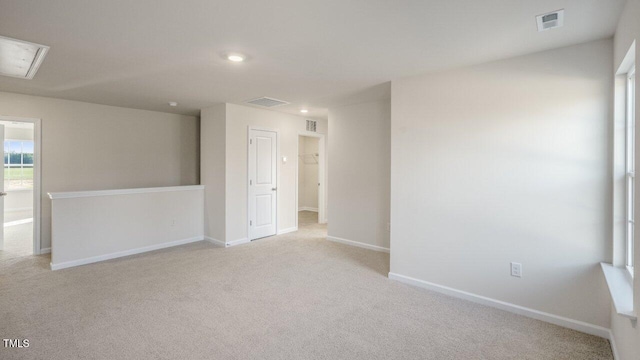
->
[626,66,636,274]
[4,140,34,190]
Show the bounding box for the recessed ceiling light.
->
[300,109,309,113]
[168,102,178,107]
[0,35,49,79]
[227,54,245,62]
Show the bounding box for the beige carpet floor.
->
[0,211,612,359]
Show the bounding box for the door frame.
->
[296,131,327,225]
[0,116,42,255]
[247,126,280,241]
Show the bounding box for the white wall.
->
[328,99,391,251]
[200,104,226,242]
[390,39,613,328]
[4,190,32,213]
[49,186,204,270]
[298,136,319,210]
[201,103,327,243]
[611,0,640,358]
[0,92,200,250]
[5,126,34,141]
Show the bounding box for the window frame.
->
[626,65,636,275]
[3,138,35,191]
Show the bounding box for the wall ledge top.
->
[48,185,204,200]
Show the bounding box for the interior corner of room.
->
[1,1,640,359]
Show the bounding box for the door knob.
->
[272,188,277,191]
[0,192,7,196]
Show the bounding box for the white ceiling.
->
[0,0,625,118]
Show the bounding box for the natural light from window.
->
[626,65,636,275]
[4,140,34,190]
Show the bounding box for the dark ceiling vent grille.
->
[306,119,317,132]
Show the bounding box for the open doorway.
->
[0,116,41,259]
[297,133,325,228]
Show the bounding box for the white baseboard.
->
[327,236,390,253]
[278,226,298,235]
[298,207,318,212]
[388,272,611,339]
[204,236,225,247]
[50,236,205,270]
[226,237,250,247]
[40,247,51,254]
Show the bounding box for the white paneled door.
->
[248,129,277,241]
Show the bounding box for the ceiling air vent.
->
[0,35,49,79]
[306,120,317,132]
[245,97,289,108]
[536,9,564,32]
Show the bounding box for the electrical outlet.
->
[510,262,522,278]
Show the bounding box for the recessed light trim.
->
[168,102,178,107]
[300,109,309,113]
[0,35,49,79]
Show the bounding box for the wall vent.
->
[536,9,564,32]
[306,120,317,132]
[0,35,49,79]
[245,97,289,108]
